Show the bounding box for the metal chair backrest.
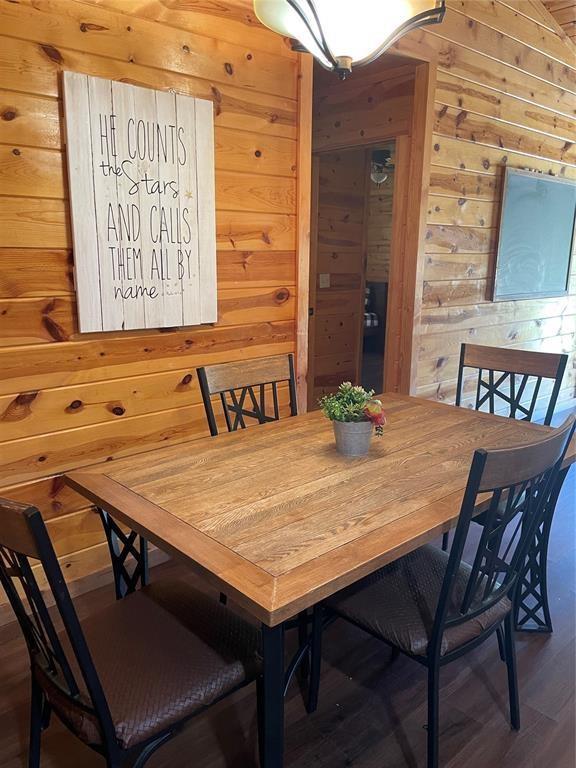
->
[455,343,568,425]
[0,499,116,744]
[197,353,298,436]
[431,415,575,657]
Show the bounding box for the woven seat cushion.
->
[38,579,261,750]
[327,544,511,657]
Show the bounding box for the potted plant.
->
[319,382,387,457]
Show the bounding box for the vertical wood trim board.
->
[296,54,313,413]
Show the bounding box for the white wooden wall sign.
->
[63,72,217,332]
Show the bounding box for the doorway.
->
[362,143,395,393]
[307,144,395,403]
[306,54,434,408]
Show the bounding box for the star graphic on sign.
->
[185,190,194,199]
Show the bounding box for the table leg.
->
[515,466,569,633]
[260,622,285,768]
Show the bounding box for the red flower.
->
[364,400,387,435]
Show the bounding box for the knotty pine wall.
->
[0,0,303,601]
[543,1,576,42]
[313,1,575,410]
[366,169,395,284]
[414,0,576,409]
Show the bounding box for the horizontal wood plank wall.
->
[543,0,576,41]
[366,168,395,283]
[312,60,416,153]
[0,0,301,607]
[408,0,576,409]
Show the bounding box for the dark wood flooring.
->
[0,458,574,767]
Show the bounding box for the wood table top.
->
[66,394,576,626]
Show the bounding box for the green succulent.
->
[319,382,375,423]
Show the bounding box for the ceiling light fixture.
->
[254,0,446,79]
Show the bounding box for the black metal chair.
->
[0,498,264,768]
[453,343,568,426]
[442,344,569,632]
[197,353,298,436]
[307,415,575,768]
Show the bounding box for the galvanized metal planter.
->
[333,420,373,457]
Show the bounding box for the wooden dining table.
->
[65,393,576,767]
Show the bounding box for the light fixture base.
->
[334,56,353,80]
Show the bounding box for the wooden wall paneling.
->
[423,251,491,280]
[0,368,204,442]
[416,367,576,415]
[77,0,298,59]
[425,224,497,253]
[446,0,576,63]
[0,198,69,249]
[0,203,296,252]
[0,250,74,298]
[0,321,295,397]
[0,37,298,139]
[505,0,573,34]
[0,90,61,149]
[0,140,297,202]
[0,286,296,347]
[422,278,490,309]
[312,64,415,152]
[420,295,574,334]
[0,476,94,521]
[418,314,576,360]
[417,337,575,388]
[429,5,576,89]
[0,402,207,487]
[429,168,501,199]
[0,0,298,98]
[430,134,576,179]
[543,1,576,41]
[433,105,576,165]
[435,71,575,143]
[411,0,576,411]
[366,169,394,283]
[216,250,296,288]
[426,197,499,228]
[430,30,576,117]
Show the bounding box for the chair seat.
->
[327,545,511,657]
[38,579,261,749]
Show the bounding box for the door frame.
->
[303,56,436,400]
[296,55,314,413]
[306,154,320,409]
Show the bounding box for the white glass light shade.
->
[254,0,445,76]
